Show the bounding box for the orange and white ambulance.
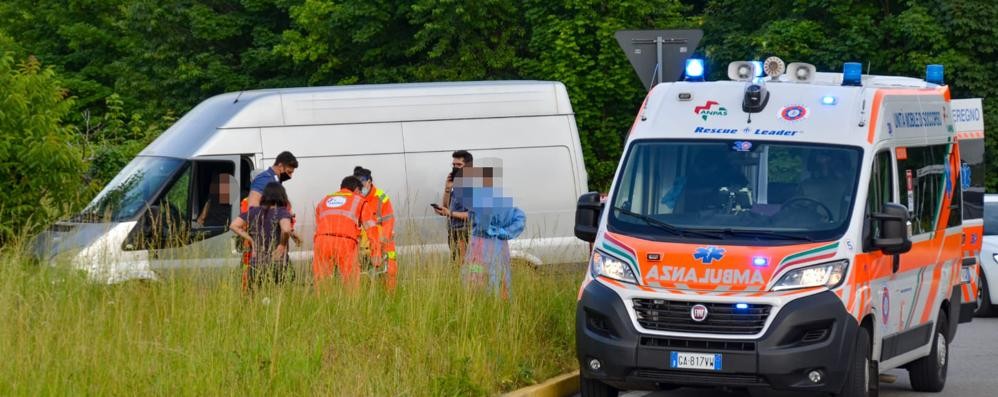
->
[574,58,984,397]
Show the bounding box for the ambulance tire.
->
[907,311,949,392]
[580,376,618,397]
[838,327,874,397]
[976,271,995,317]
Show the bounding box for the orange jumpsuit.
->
[362,186,398,289]
[313,189,380,288]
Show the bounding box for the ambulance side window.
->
[959,139,985,220]
[896,145,949,235]
[864,150,893,249]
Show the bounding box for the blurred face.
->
[210,174,231,202]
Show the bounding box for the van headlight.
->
[772,260,848,291]
[590,250,637,284]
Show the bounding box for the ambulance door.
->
[881,144,949,365]
[864,149,903,357]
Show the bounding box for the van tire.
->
[907,311,949,392]
[976,271,995,317]
[580,376,618,397]
[838,327,874,397]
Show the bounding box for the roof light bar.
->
[842,62,862,86]
[685,58,706,81]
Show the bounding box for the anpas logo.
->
[644,265,765,285]
[693,246,725,264]
[694,100,728,121]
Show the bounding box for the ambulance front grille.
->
[632,299,771,335]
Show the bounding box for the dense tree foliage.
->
[0,0,995,236]
[0,32,83,243]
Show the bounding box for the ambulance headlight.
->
[591,250,638,284]
[772,260,848,291]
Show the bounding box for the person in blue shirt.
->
[245,151,302,246]
[247,151,299,207]
[444,166,526,298]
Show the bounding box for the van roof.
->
[140,80,574,158]
[211,80,571,128]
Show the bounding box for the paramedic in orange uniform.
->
[313,176,381,289]
[354,166,398,289]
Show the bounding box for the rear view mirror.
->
[872,203,911,255]
[575,192,604,243]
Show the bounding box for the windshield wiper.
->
[612,206,723,239]
[692,228,816,242]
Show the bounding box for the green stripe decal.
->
[778,242,840,266]
[601,241,641,278]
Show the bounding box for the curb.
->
[503,370,579,397]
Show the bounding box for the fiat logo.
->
[690,304,709,322]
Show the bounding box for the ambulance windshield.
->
[74,156,187,222]
[608,140,862,243]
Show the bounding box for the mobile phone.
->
[430,203,442,210]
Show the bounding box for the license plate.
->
[670,351,722,371]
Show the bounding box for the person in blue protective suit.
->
[440,166,526,298]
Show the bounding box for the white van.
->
[32,81,590,282]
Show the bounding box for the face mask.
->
[361,186,371,196]
[279,172,291,182]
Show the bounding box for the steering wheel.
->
[779,196,834,222]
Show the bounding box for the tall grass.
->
[0,245,583,396]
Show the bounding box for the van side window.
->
[895,144,949,235]
[865,150,893,248]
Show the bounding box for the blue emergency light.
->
[821,95,837,106]
[842,62,863,86]
[751,61,764,77]
[926,64,944,85]
[752,256,768,267]
[735,303,749,310]
[685,58,706,81]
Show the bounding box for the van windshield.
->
[608,140,862,243]
[74,156,187,222]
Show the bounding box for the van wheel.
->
[907,311,949,392]
[838,327,874,397]
[580,375,618,397]
[976,271,995,317]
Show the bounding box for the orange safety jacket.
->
[315,189,381,256]
[362,185,397,261]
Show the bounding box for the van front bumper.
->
[576,280,858,393]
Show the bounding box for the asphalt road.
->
[578,317,998,397]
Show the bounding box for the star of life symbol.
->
[693,246,725,264]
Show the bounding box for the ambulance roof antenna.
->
[615,29,704,90]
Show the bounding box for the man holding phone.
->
[434,150,473,263]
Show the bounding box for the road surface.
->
[575,317,998,397]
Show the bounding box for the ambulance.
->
[573,57,984,397]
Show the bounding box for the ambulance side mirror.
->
[575,192,604,243]
[872,203,912,255]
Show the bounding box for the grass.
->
[0,245,583,396]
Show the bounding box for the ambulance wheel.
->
[838,327,874,397]
[580,375,618,397]
[907,311,948,392]
[976,271,995,317]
